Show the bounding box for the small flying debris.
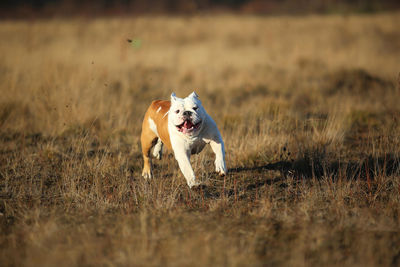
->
[127,38,142,49]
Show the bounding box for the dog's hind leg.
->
[152,138,163,160]
[141,119,158,179]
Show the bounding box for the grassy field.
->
[1,13,400,266]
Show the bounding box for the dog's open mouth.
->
[176,120,201,134]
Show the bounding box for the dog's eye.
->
[175,110,180,114]
[193,106,198,110]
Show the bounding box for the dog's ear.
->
[171,92,177,102]
[189,91,199,99]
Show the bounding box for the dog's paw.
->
[187,178,201,188]
[153,151,162,160]
[152,140,163,160]
[217,170,226,177]
[142,169,152,179]
[215,160,227,176]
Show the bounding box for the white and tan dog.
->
[141,92,226,187]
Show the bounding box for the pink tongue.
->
[184,121,192,128]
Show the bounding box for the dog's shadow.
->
[227,153,399,189]
[132,152,400,199]
[192,153,399,199]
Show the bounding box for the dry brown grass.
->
[1,13,400,266]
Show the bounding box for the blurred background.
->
[2,0,400,18]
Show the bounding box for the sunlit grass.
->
[0,13,400,266]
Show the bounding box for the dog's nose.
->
[183,111,192,117]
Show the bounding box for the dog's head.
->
[168,92,206,136]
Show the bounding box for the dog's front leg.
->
[209,135,227,176]
[174,149,200,188]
